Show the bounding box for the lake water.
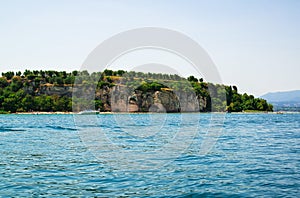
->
[0,113,299,197]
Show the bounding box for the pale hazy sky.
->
[0,0,299,96]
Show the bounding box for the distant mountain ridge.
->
[261,90,300,111]
[261,90,300,102]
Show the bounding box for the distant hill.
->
[261,90,300,111]
[261,90,300,102]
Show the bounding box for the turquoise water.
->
[0,113,299,197]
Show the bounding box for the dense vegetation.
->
[0,69,273,113]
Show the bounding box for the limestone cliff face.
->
[109,85,206,113]
[35,84,208,113]
[95,85,112,111]
[109,85,181,112]
[125,90,180,113]
[39,85,73,97]
[175,91,207,112]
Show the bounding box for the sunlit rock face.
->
[110,85,181,113]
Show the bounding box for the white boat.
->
[77,110,99,115]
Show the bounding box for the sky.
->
[0,0,299,96]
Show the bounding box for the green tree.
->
[2,95,18,112]
[187,75,198,82]
[21,95,35,111]
[64,76,75,84]
[0,77,8,88]
[2,71,14,80]
[116,70,126,76]
[54,77,64,85]
[72,70,78,76]
[103,69,113,76]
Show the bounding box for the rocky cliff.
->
[102,85,207,113]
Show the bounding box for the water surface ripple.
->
[0,113,299,197]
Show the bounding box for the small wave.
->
[46,125,77,131]
[0,127,26,132]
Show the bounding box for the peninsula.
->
[0,70,273,113]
